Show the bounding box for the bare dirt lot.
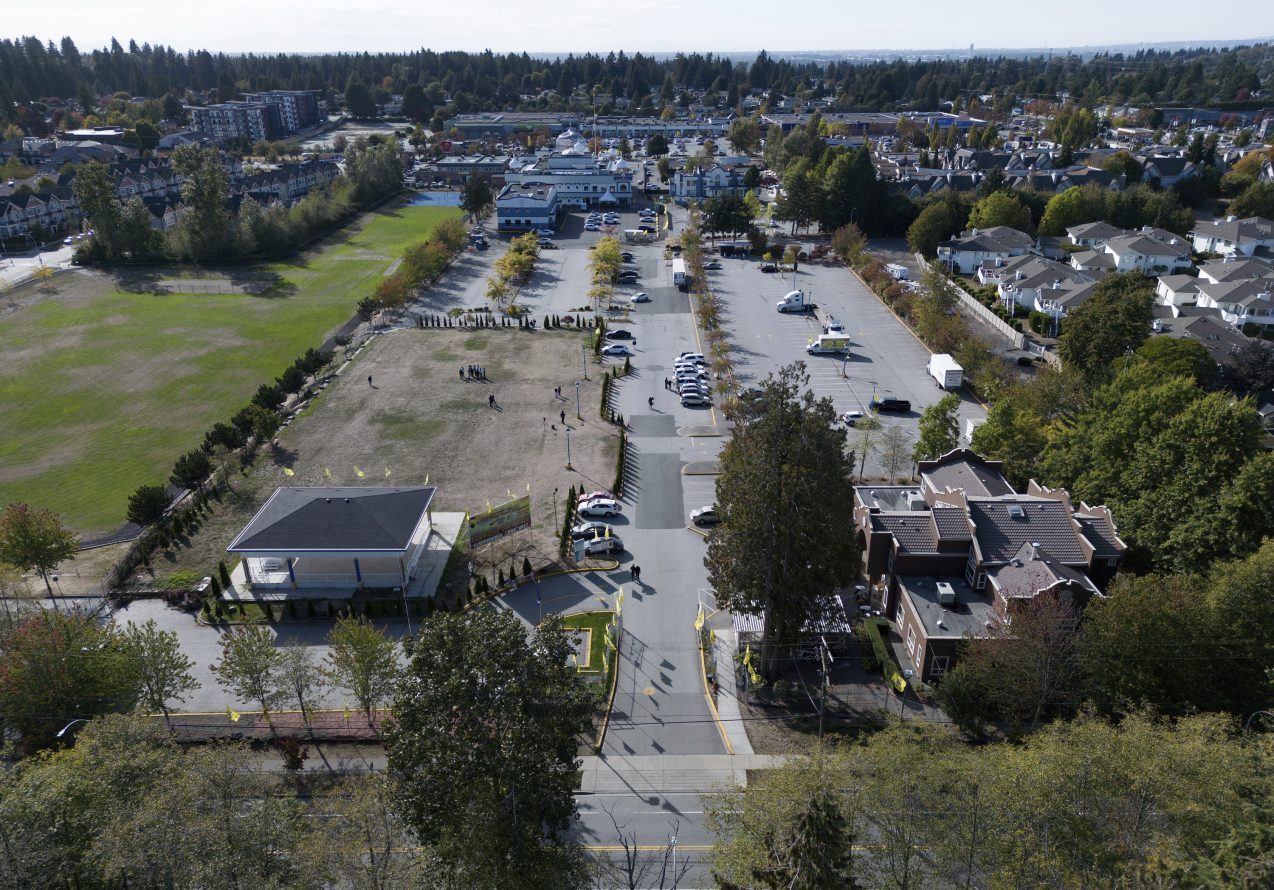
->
[140,326,621,594]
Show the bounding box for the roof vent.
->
[344,498,351,503]
[1006,504,1026,519]
[936,582,956,605]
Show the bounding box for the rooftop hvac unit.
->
[936,582,957,606]
[906,491,927,512]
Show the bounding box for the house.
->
[1190,216,1274,258]
[1150,305,1253,370]
[1100,230,1193,273]
[1067,221,1122,249]
[1192,277,1274,329]
[986,254,1094,309]
[1141,156,1199,188]
[853,450,1123,683]
[936,226,1035,274]
[227,486,437,598]
[432,154,511,186]
[1034,279,1100,322]
[495,181,558,231]
[503,162,632,210]
[1198,255,1274,284]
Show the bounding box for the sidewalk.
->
[578,753,788,794]
[712,629,752,755]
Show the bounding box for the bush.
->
[252,383,285,410]
[218,560,232,587]
[522,556,533,578]
[210,575,223,597]
[170,449,212,490]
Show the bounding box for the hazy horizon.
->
[14,1,1274,57]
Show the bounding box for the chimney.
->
[1030,541,1040,559]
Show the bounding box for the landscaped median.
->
[562,610,622,752]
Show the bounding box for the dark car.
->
[605,329,635,341]
[760,263,778,273]
[871,396,912,412]
[620,252,635,261]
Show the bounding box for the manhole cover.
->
[642,686,655,696]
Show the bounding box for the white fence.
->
[914,253,1025,350]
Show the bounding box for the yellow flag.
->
[343,704,350,722]
[605,525,610,539]
[425,473,430,485]
[694,602,705,631]
[593,526,600,540]
[282,467,295,477]
[616,588,624,609]
[486,500,493,513]
[227,705,241,723]
[526,483,531,493]
[507,489,513,498]
[354,466,366,478]
[323,466,332,479]
[709,628,717,646]
[602,650,609,673]
[743,644,753,666]
[385,466,392,477]
[605,631,616,650]
[748,663,763,685]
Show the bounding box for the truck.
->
[776,289,813,313]
[927,353,964,389]
[806,334,851,355]
[672,257,689,290]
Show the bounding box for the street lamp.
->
[565,427,573,470]
[1243,710,1274,732]
[575,380,581,419]
[581,344,588,380]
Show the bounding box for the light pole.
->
[553,488,559,531]
[565,427,573,470]
[50,574,64,611]
[581,344,588,380]
[1243,710,1274,732]
[575,380,581,419]
[670,828,679,890]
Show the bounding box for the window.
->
[1106,557,1118,567]
[975,572,986,590]
[931,655,949,678]
[905,623,916,657]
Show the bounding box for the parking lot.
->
[705,244,986,478]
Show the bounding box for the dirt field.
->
[141,326,620,591]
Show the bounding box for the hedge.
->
[863,617,907,691]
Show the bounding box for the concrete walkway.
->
[578,753,789,794]
[712,629,753,755]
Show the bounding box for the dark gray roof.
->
[932,506,972,540]
[228,486,436,552]
[966,497,1086,564]
[921,451,1015,497]
[987,542,1097,598]
[897,576,996,639]
[1075,513,1122,557]
[871,513,937,553]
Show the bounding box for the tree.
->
[1229,338,1274,393]
[708,745,865,890]
[123,618,198,721]
[1227,180,1274,219]
[913,393,961,461]
[169,143,231,261]
[819,148,878,232]
[344,80,376,118]
[969,400,1047,491]
[701,194,753,240]
[646,133,668,156]
[743,164,762,190]
[169,448,211,490]
[232,403,281,443]
[210,625,284,718]
[967,190,1032,232]
[385,610,593,888]
[726,117,761,155]
[278,642,325,723]
[773,160,820,233]
[460,174,494,219]
[874,424,913,483]
[1038,185,1097,236]
[906,194,964,256]
[0,608,138,752]
[0,503,78,595]
[324,615,399,720]
[831,223,868,266]
[1056,272,1155,387]
[70,161,125,260]
[705,365,859,678]
[1134,335,1215,385]
[125,484,169,526]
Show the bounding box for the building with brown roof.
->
[853,449,1124,683]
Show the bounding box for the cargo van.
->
[806,334,850,355]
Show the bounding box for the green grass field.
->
[0,203,461,534]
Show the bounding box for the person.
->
[489,393,496,408]
[459,367,465,380]
[560,410,566,425]
[648,396,654,409]
[632,565,641,582]
[367,375,373,387]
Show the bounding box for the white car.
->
[571,520,612,540]
[841,410,865,426]
[578,499,622,518]
[582,536,624,556]
[602,343,633,356]
[680,383,711,399]
[675,356,705,368]
[534,228,555,238]
[681,392,712,407]
[690,506,721,526]
[826,319,845,333]
[584,223,600,231]
[630,292,650,303]
[676,352,705,362]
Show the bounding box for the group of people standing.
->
[461,365,487,380]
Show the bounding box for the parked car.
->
[538,239,556,249]
[630,292,650,303]
[704,260,722,270]
[681,392,712,407]
[676,352,705,362]
[578,489,616,504]
[584,223,600,231]
[617,271,639,281]
[871,396,911,412]
[534,228,555,238]
[759,263,778,273]
[578,499,622,518]
[840,410,865,426]
[620,252,635,261]
[582,536,624,556]
[571,521,613,541]
[826,318,844,332]
[605,329,635,340]
[690,506,721,526]
[602,343,633,356]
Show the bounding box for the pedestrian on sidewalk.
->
[367,375,373,387]
[459,367,465,381]
[560,409,566,425]
[632,564,641,583]
[648,396,654,409]
[489,393,496,408]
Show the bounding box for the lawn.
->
[0,203,461,534]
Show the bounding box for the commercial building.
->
[495,181,559,231]
[241,90,321,133]
[187,101,283,144]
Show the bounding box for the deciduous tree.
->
[210,625,285,717]
[913,392,961,461]
[123,618,198,721]
[324,615,399,719]
[0,502,78,595]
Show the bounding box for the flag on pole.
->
[282,467,295,477]
[486,500,493,513]
[694,601,705,631]
[226,705,241,723]
[605,630,616,650]
[343,704,350,722]
[385,466,392,478]
[354,466,366,478]
[605,525,611,539]
[748,662,763,685]
[602,650,609,673]
[743,644,753,666]
[507,489,513,498]
[323,466,332,479]
[526,483,531,493]
[535,579,541,606]
[425,473,430,485]
[709,628,717,646]
[593,526,600,540]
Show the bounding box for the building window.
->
[931,656,949,678]
[1106,557,1118,567]
[905,623,916,657]
[975,572,986,590]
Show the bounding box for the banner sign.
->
[469,496,531,547]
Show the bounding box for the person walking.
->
[648,396,654,409]
[367,375,373,387]
[560,409,566,425]
[489,393,496,408]
[459,367,465,381]
[632,565,641,583]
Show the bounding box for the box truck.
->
[806,334,851,355]
[927,353,964,389]
[672,257,689,289]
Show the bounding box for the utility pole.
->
[818,636,833,742]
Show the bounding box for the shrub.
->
[334,333,352,347]
[210,575,223,597]
[251,383,285,410]
[170,449,212,490]
[522,556,533,578]
[218,560,232,587]
[497,567,505,588]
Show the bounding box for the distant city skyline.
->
[17,1,1274,57]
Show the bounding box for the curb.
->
[698,627,734,755]
[466,560,621,612]
[593,625,622,753]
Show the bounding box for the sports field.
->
[0,203,461,534]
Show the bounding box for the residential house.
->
[1101,229,1193,273]
[1190,216,1274,258]
[1141,156,1199,188]
[1192,277,1274,329]
[1150,305,1253,371]
[853,449,1123,683]
[936,226,1035,275]
[670,164,748,201]
[984,254,1094,309]
[1198,255,1274,284]
[1066,221,1122,249]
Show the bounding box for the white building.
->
[1191,216,1274,257]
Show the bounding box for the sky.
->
[15,0,1274,56]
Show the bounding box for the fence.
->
[915,252,1025,350]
